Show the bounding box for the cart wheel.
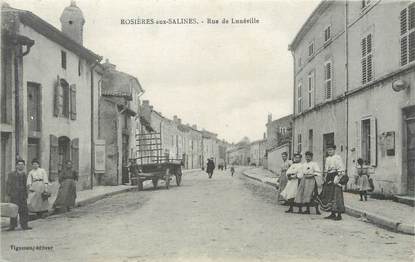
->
[138,180,144,191]
[165,169,170,189]
[152,178,158,189]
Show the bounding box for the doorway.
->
[406,107,415,196]
[58,136,71,172]
[27,138,40,172]
[323,132,335,170]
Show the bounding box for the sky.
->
[7,0,320,144]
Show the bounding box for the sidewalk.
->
[1,168,201,229]
[1,185,135,229]
[242,167,415,235]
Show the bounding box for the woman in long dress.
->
[27,159,49,218]
[277,152,292,205]
[53,160,78,212]
[294,151,322,214]
[356,158,371,201]
[318,144,347,221]
[280,153,303,213]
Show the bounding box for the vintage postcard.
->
[0,0,414,261]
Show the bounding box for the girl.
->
[355,158,371,201]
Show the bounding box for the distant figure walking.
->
[230,166,235,176]
[53,160,78,213]
[206,158,215,179]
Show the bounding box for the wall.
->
[20,24,97,191]
[267,143,290,174]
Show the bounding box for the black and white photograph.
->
[0,0,414,261]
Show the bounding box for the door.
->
[27,83,41,133]
[407,118,415,196]
[323,132,335,171]
[27,138,40,172]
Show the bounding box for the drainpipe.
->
[345,0,350,175]
[290,50,296,159]
[90,58,102,189]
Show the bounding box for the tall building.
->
[289,0,415,196]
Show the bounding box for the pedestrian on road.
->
[230,166,235,176]
[280,153,303,213]
[277,152,292,205]
[294,151,322,215]
[318,144,348,221]
[53,160,78,213]
[27,159,50,218]
[355,158,371,201]
[6,158,32,231]
[206,158,215,179]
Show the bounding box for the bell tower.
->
[60,0,85,45]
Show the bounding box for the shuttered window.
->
[297,81,303,113]
[361,34,373,84]
[54,76,62,117]
[356,117,377,167]
[308,41,314,57]
[308,72,314,108]
[324,61,332,100]
[297,134,302,154]
[70,84,77,120]
[401,3,415,66]
[49,135,59,181]
[324,25,331,42]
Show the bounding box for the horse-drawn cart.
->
[130,125,183,191]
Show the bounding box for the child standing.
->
[356,158,371,201]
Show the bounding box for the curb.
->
[242,171,415,236]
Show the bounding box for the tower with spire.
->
[60,0,85,45]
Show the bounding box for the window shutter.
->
[355,121,361,160]
[409,3,415,30]
[401,8,408,35]
[409,31,415,63]
[71,138,79,172]
[70,84,77,120]
[370,117,377,167]
[401,35,408,66]
[49,134,59,181]
[367,54,373,82]
[54,76,61,116]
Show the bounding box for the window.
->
[308,129,313,152]
[78,58,82,76]
[61,51,67,69]
[62,82,70,118]
[400,3,415,66]
[324,61,332,100]
[324,25,331,42]
[297,134,302,153]
[308,41,314,57]
[307,72,314,108]
[361,34,373,84]
[356,117,377,166]
[298,57,302,68]
[361,0,372,9]
[297,81,303,113]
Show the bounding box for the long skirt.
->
[53,179,77,209]
[280,179,298,201]
[28,181,49,213]
[357,175,371,191]
[318,184,345,213]
[294,177,316,205]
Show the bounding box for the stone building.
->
[201,130,219,169]
[98,59,143,185]
[226,137,250,166]
[177,122,203,169]
[1,2,102,200]
[250,138,267,166]
[289,0,415,196]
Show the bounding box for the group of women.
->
[278,144,348,221]
[27,159,78,216]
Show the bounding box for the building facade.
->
[1,2,102,200]
[289,0,415,196]
[98,59,143,185]
[250,139,267,166]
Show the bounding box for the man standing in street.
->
[206,158,215,179]
[6,159,32,231]
[277,152,292,205]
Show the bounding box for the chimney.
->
[263,132,266,139]
[267,113,272,123]
[178,118,182,125]
[173,115,178,124]
[192,124,197,130]
[102,58,116,71]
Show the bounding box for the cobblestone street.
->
[1,169,414,262]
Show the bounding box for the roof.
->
[2,6,103,63]
[101,70,143,100]
[288,0,332,51]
